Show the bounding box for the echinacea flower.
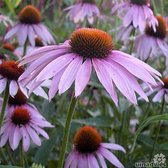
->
[0,60,48,99]
[65,0,100,24]
[0,60,24,97]
[4,5,55,46]
[19,28,161,105]
[65,126,125,168]
[112,0,158,32]
[135,16,168,61]
[144,77,168,102]
[0,91,54,151]
[19,28,161,106]
[116,24,134,42]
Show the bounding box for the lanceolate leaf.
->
[130,114,168,153]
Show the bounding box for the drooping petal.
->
[26,125,41,146]
[96,152,107,168]
[93,58,118,105]
[20,127,30,152]
[101,143,126,153]
[153,89,165,102]
[75,59,92,97]
[100,147,124,168]
[4,24,19,40]
[0,78,7,94]
[9,80,18,97]
[65,151,76,168]
[58,56,83,94]
[13,125,22,150]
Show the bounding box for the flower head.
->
[65,0,100,24]
[0,60,48,99]
[135,16,168,60]
[19,28,161,106]
[112,0,158,32]
[144,77,168,102]
[4,5,55,46]
[0,100,54,151]
[65,126,125,168]
[19,5,41,24]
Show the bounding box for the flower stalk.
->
[0,82,9,129]
[57,96,78,168]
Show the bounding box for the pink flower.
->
[4,5,55,46]
[0,97,54,151]
[112,0,158,32]
[135,16,168,61]
[0,60,48,99]
[65,0,100,24]
[144,77,168,102]
[19,28,161,106]
[116,24,134,42]
[65,126,126,168]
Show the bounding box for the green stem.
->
[57,96,78,168]
[19,145,25,167]
[149,98,165,161]
[0,82,9,129]
[23,39,28,57]
[151,0,158,15]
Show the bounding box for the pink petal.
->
[96,152,107,168]
[17,24,28,46]
[13,126,22,150]
[100,148,124,168]
[4,25,19,40]
[58,56,83,94]
[0,78,7,94]
[101,143,126,153]
[65,151,76,168]
[9,80,18,97]
[153,89,165,102]
[75,59,92,97]
[36,53,75,82]
[20,127,30,152]
[28,25,35,46]
[49,68,65,101]
[26,125,41,146]
[93,58,118,105]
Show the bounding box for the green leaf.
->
[130,114,168,153]
[12,0,22,7]
[4,0,16,14]
[34,130,60,165]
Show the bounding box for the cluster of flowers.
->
[0,0,167,167]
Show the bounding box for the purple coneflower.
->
[65,126,125,168]
[112,0,158,32]
[65,0,100,24]
[19,28,161,105]
[0,60,48,99]
[144,77,168,102]
[0,60,24,97]
[135,16,168,61]
[4,5,55,46]
[116,24,134,42]
[0,90,53,151]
